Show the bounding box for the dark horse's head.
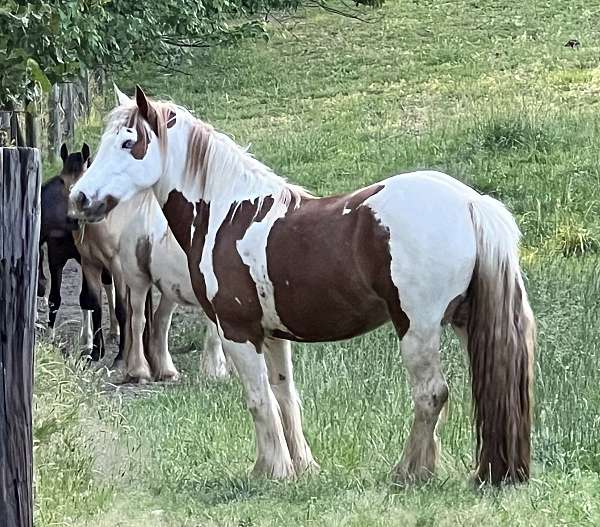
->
[60,143,92,189]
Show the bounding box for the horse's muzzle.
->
[68,191,112,223]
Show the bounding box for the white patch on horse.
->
[237,192,292,332]
[235,296,242,305]
[342,202,352,215]
[79,310,93,350]
[364,171,476,330]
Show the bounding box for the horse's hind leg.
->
[201,317,230,379]
[393,326,448,483]
[36,243,48,323]
[78,276,93,352]
[37,243,48,299]
[263,338,318,475]
[47,245,66,341]
[80,262,105,361]
[148,293,179,381]
[101,268,119,339]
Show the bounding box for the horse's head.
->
[60,142,91,190]
[69,85,170,223]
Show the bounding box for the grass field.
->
[35,1,600,525]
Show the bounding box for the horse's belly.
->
[269,285,390,342]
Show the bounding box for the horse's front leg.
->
[148,293,179,381]
[263,338,318,475]
[124,285,153,383]
[200,316,231,380]
[221,336,295,480]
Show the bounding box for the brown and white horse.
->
[69,86,535,485]
[65,138,228,381]
[74,187,229,382]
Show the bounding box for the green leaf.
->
[27,58,52,92]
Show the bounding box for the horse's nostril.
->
[76,191,89,209]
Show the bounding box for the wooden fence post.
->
[0,112,11,146]
[47,84,61,162]
[25,114,39,149]
[0,147,41,527]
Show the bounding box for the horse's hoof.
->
[391,463,434,486]
[111,359,126,371]
[125,365,153,384]
[155,369,180,382]
[294,458,320,477]
[125,375,149,385]
[252,457,296,480]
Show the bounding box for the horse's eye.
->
[122,139,135,150]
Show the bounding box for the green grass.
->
[35,0,600,525]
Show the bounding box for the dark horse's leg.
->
[111,280,129,371]
[37,243,48,298]
[101,268,119,338]
[47,241,67,338]
[79,260,105,361]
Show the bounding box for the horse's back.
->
[259,171,479,339]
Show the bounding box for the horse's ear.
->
[114,83,130,106]
[82,143,91,163]
[60,143,68,162]
[135,85,159,136]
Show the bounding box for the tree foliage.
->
[0,0,310,107]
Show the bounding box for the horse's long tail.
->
[466,195,535,485]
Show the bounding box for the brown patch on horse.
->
[188,199,217,322]
[105,195,120,215]
[135,236,152,279]
[171,284,195,306]
[127,112,151,160]
[161,192,216,322]
[166,109,176,128]
[266,185,409,342]
[210,198,274,350]
[136,86,160,137]
[163,190,194,251]
[465,256,534,485]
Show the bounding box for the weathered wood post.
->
[47,84,62,162]
[0,147,41,527]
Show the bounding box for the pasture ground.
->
[36,1,600,525]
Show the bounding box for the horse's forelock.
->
[62,152,87,176]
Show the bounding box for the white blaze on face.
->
[69,114,163,210]
[237,196,291,332]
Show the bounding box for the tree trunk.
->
[0,147,41,527]
[25,109,39,150]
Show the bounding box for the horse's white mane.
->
[107,98,310,212]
